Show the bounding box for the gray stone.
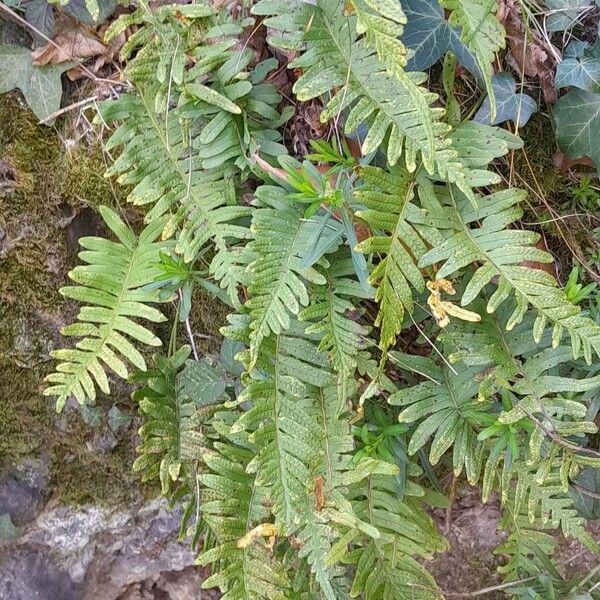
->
[0,547,77,600]
[4,497,200,600]
[0,459,48,526]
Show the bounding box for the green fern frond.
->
[348,0,409,75]
[226,316,376,597]
[254,0,471,194]
[511,462,599,552]
[354,165,442,351]
[343,467,447,600]
[448,122,523,187]
[419,183,600,363]
[244,186,326,366]
[495,509,557,582]
[100,95,252,304]
[231,323,333,532]
[299,252,372,400]
[131,348,227,496]
[44,207,167,411]
[389,362,489,483]
[446,307,600,431]
[440,0,505,118]
[198,435,293,600]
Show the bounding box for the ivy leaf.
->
[554,88,600,172]
[0,514,19,540]
[545,0,592,32]
[401,0,480,79]
[108,405,132,433]
[81,403,103,427]
[219,339,245,377]
[62,0,117,24]
[24,0,55,38]
[570,468,600,519]
[0,45,69,122]
[474,73,537,127]
[556,40,600,91]
[177,359,226,407]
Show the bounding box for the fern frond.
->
[231,323,333,532]
[100,95,252,304]
[343,467,447,599]
[354,165,442,351]
[254,0,471,195]
[244,186,326,366]
[299,252,371,400]
[419,183,600,363]
[226,315,377,598]
[44,207,167,410]
[131,348,224,500]
[348,0,409,75]
[389,361,489,483]
[509,461,599,552]
[446,307,600,433]
[440,0,505,118]
[495,509,557,582]
[448,122,523,187]
[198,435,293,600]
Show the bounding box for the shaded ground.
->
[425,485,600,598]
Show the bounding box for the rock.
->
[0,458,49,526]
[85,429,118,455]
[0,547,77,600]
[4,497,201,600]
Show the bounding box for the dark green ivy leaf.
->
[475,73,537,127]
[177,359,226,407]
[556,39,600,91]
[0,44,70,122]
[401,0,480,79]
[554,88,600,173]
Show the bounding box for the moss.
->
[513,112,568,200]
[506,113,597,275]
[186,286,231,356]
[0,95,142,505]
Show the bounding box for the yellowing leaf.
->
[237,523,279,548]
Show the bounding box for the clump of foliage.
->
[44,0,600,597]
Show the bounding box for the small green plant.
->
[568,176,600,212]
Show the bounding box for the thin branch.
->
[39,95,99,124]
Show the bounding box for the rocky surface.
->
[0,484,209,600]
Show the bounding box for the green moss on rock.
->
[0,95,141,506]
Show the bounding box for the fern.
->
[343,466,447,599]
[44,207,167,410]
[131,348,226,496]
[354,165,442,351]
[198,429,293,600]
[244,185,326,366]
[389,360,489,483]
[440,0,505,118]
[254,0,472,198]
[299,252,371,400]
[44,0,600,596]
[419,182,600,363]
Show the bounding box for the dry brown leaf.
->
[498,0,558,104]
[553,150,595,173]
[32,24,106,67]
[66,24,128,81]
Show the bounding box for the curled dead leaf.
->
[32,23,106,66]
[237,522,279,548]
[498,0,558,104]
[427,279,482,328]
